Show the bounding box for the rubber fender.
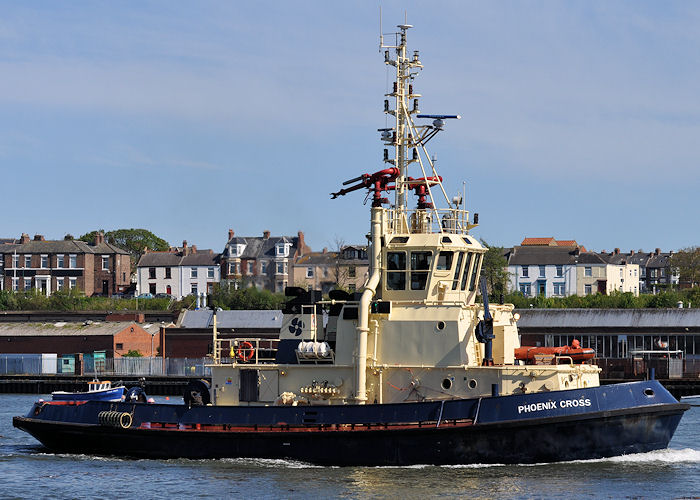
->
[184,379,211,408]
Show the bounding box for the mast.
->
[381,24,422,214]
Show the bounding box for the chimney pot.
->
[655,248,661,255]
[228,229,234,240]
[630,250,635,255]
[33,234,45,241]
[192,245,197,253]
[263,230,270,239]
[20,233,30,244]
[323,247,328,254]
[614,248,620,255]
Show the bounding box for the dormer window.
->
[229,243,246,257]
[275,242,289,257]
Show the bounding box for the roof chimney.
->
[614,248,620,255]
[630,250,635,255]
[655,248,661,255]
[228,229,234,240]
[95,232,104,245]
[20,233,30,244]
[183,240,188,256]
[191,245,197,253]
[322,247,328,254]
[296,231,308,257]
[33,234,45,241]
[263,230,270,239]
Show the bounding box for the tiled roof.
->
[0,321,159,336]
[137,250,219,267]
[0,239,128,255]
[521,237,557,246]
[507,246,580,266]
[180,309,283,329]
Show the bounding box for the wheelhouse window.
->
[468,254,482,291]
[452,252,465,290]
[386,251,406,290]
[461,253,473,290]
[436,251,453,271]
[410,251,432,290]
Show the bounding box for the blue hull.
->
[14,381,689,465]
[51,387,125,402]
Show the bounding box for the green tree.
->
[480,240,510,299]
[123,350,143,357]
[80,228,170,270]
[670,246,700,288]
[210,282,286,310]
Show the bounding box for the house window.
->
[69,278,77,289]
[165,268,171,279]
[306,267,314,278]
[69,254,77,268]
[634,268,637,277]
[348,265,356,278]
[0,255,4,267]
[191,283,198,295]
[539,265,545,277]
[519,283,531,296]
[276,262,287,275]
[584,284,592,295]
[584,267,592,277]
[191,268,197,278]
[261,261,267,274]
[56,278,64,291]
[12,278,19,291]
[102,256,109,270]
[522,266,529,278]
[276,243,287,257]
[247,262,254,275]
[116,343,123,350]
[41,255,48,268]
[208,267,215,279]
[553,283,565,295]
[24,255,31,268]
[57,255,64,268]
[619,268,623,278]
[24,278,32,290]
[228,262,239,274]
[556,265,563,277]
[12,255,19,267]
[149,267,156,279]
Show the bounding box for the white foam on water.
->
[218,457,324,469]
[602,447,700,464]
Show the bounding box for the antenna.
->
[379,6,383,51]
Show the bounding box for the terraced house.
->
[0,233,130,296]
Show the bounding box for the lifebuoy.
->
[236,341,255,362]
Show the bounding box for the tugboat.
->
[13,24,689,465]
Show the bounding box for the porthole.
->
[436,321,446,331]
[441,378,452,390]
[644,388,655,397]
[468,379,477,390]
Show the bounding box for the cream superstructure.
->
[209,24,599,408]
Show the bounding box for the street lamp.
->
[150,331,157,375]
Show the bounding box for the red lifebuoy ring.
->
[236,341,255,362]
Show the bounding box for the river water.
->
[2,394,699,499]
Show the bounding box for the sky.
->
[1,1,698,254]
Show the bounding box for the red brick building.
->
[0,321,161,357]
[0,232,131,296]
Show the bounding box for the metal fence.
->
[0,355,211,377]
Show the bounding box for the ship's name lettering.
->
[517,398,592,414]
